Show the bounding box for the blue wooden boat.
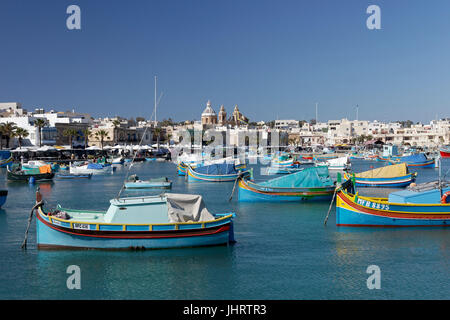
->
[124,176,172,189]
[336,180,450,227]
[0,190,8,207]
[238,166,335,202]
[343,163,416,188]
[187,163,251,182]
[391,153,435,168]
[35,193,235,250]
[0,151,13,168]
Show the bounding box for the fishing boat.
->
[266,161,314,175]
[336,179,450,227]
[343,163,417,188]
[0,190,8,207]
[35,193,235,250]
[124,175,172,189]
[177,161,190,175]
[238,166,335,202]
[319,156,350,170]
[70,163,114,175]
[0,151,13,167]
[7,165,55,181]
[270,153,294,167]
[57,173,92,179]
[267,166,304,175]
[22,160,59,172]
[187,163,251,182]
[391,153,435,168]
[145,157,157,162]
[439,147,450,159]
[111,157,124,165]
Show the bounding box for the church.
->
[201,101,249,127]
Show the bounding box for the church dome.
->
[202,100,216,116]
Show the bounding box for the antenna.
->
[315,102,318,123]
[356,104,359,121]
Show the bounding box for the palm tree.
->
[112,119,121,144]
[63,128,79,148]
[82,128,92,149]
[154,127,162,150]
[34,118,47,147]
[94,130,109,150]
[13,128,29,149]
[0,122,18,149]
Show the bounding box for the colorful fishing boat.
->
[35,193,235,250]
[187,163,251,182]
[336,180,450,227]
[124,175,172,189]
[266,161,314,175]
[391,153,435,168]
[439,147,450,159]
[0,190,8,207]
[343,163,417,188]
[7,165,55,181]
[70,163,114,175]
[177,161,191,176]
[238,166,335,202]
[0,151,13,167]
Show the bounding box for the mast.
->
[154,76,157,126]
[315,102,318,123]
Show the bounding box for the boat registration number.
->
[357,198,389,210]
[73,223,90,230]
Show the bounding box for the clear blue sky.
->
[1,0,450,123]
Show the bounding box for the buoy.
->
[28,177,35,185]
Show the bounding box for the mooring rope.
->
[21,200,44,249]
[323,188,337,226]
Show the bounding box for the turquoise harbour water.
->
[0,159,449,299]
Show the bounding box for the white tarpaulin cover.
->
[166,193,215,223]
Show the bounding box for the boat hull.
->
[36,207,234,250]
[343,173,415,188]
[0,157,13,168]
[7,169,54,181]
[238,178,334,202]
[187,166,250,182]
[440,149,450,158]
[336,190,450,227]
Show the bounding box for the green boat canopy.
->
[259,166,333,188]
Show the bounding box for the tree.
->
[154,127,162,150]
[34,118,47,147]
[94,130,109,150]
[63,128,79,148]
[13,127,29,149]
[112,119,121,144]
[0,122,18,149]
[82,128,92,149]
